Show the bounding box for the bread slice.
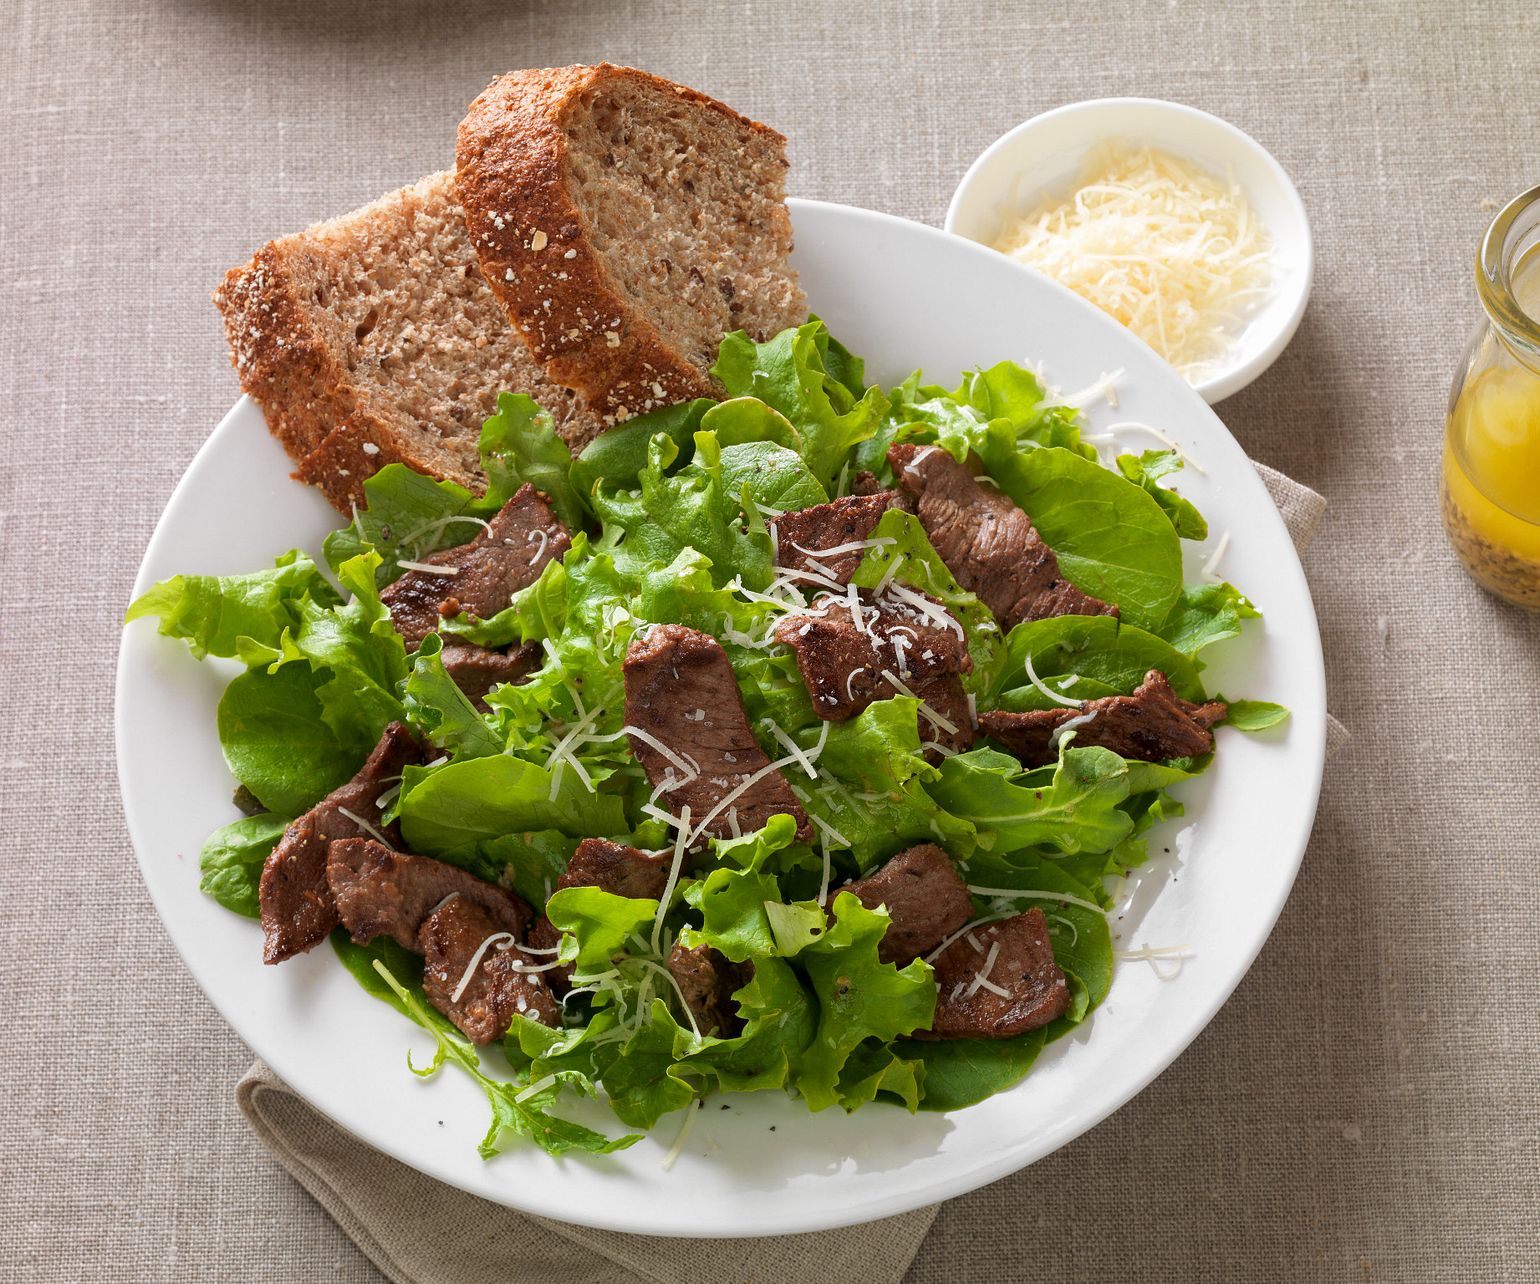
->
[455,64,807,427]
[214,172,595,511]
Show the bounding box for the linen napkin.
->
[238,462,1337,1284]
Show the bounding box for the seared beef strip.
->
[851,470,887,496]
[419,895,559,1043]
[439,641,541,710]
[623,624,811,842]
[980,669,1227,767]
[667,941,754,1038]
[769,589,975,758]
[381,484,571,648]
[258,721,422,964]
[770,491,910,586]
[837,844,975,966]
[913,909,1070,1041]
[325,837,533,950]
[528,838,673,997]
[888,443,1117,629]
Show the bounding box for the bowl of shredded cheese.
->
[946,98,1311,403]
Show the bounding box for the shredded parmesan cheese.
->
[995,144,1272,382]
[395,560,458,576]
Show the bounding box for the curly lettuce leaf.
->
[591,430,772,590]
[794,893,937,1112]
[402,633,503,760]
[1158,581,1261,659]
[125,550,339,659]
[713,319,888,490]
[478,392,585,531]
[805,697,976,866]
[332,936,639,1157]
[926,745,1135,856]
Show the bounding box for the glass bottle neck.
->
[1478,185,1540,373]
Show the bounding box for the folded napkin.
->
[238,462,1336,1284]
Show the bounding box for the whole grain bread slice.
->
[214,172,597,511]
[455,64,807,428]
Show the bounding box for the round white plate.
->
[116,199,1325,1237]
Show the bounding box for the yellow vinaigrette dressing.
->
[1442,189,1540,611]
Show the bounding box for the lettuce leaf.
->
[713,319,888,490]
[926,745,1136,856]
[332,936,639,1157]
[974,445,1183,631]
[1158,581,1261,658]
[995,614,1206,708]
[397,755,627,856]
[125,550,338,659]
[794,893,937,1111]
[478,392,585,531]
[197,813,288,918]
[402,634,503,760]
[1115,450,1208,540]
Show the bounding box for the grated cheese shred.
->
[995,144,1272,382]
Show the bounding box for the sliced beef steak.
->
[259,721,423,964]
[439,641,541,709]
[838,844,975,965]
[667,941,754,1038]
[419,895,559,1044]
[559,837,672,900]
[381,484,571,648]
[914,909,1070,1041]
[888,443,1117,629]
[623,624,810,842]
[325,837,532,950]
[769,589,975,758]
[980,669,1227,767]
[529,838,673,997]
[769,491,910,586]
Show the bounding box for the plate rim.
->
[115,197,1326,1236]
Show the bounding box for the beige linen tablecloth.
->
[4,2,1538,1280]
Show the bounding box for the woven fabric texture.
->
[3,1,1538,1281]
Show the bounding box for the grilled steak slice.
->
[419,895,559,1044]
[888,443,1117,629]
[623,624,811,842]
[838,844,975,965]
[561,837,672,900]
[770,492,910,587]
[980,669,1227,767]
[769,588,975,758]
[439,641,541,709]
[667,941,754,1038]
[851,470,888,496]
[529,838,673,997]
[913,909,1069,1041]
[381,484,570,648]
[325,837,533,950]
[770,588,970,717]
[258,721,422,964]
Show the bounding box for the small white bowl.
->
[945,98,1313,404]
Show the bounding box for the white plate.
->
[945,98,1313,405]
[116,199,1325,1237]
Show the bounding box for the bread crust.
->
[455,64,787,425]
[214,244,363,466]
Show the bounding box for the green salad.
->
[128,320,1284,1159]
